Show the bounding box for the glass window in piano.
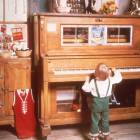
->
[62,26,89,46]
[56,86,81,113]
[91,27,105,45]
[61,25,132,46]
[77,27,88,43]
[119,28,131,43]
[107,27,119,43]
[107,26,132,45]
[62,27,75,44]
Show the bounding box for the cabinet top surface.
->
[33,12,140,18]
[0,57,31,61]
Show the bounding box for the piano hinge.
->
[0,102,5,108]
[2,87,9,94]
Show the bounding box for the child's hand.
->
[85,76,90,83]
[111,68,116,73]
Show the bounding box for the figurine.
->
[131,0,140,15]
[85,0,99,14]
[125,0,140,15]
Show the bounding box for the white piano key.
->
[53,68,140,75]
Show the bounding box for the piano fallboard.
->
[48,71,140,82]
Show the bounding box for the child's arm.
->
[82,76,91,92]
[111,68,122,84]
[85,76,90,83]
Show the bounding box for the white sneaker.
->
[89,133,99,137]
[89,133,94,137]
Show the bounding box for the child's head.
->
[94,63,109,81]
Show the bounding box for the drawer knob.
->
[23,66,29,69]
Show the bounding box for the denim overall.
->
[90,78,110,136]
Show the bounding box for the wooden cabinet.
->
[0,58,31,126]
[0,62,4,117]
[34,13,140,138]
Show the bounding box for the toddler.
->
[82,63,122,140]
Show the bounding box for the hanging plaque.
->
[11,27,23,41]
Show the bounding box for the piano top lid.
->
[33,12,140,18]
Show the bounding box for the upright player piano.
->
[33,13,140,139]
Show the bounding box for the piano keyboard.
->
[53,68,140,75]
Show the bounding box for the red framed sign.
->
[11,27,23,41]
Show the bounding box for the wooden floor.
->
[0,119,140,140]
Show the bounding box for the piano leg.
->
[40,124,51,140]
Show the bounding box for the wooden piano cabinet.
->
[33,13,140,138]
[0,58,31,127]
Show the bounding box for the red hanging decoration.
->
[11,27,23,41]
[1,25,7,32]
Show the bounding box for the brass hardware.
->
[0,102,5,108]
[95,19,102,22]
[23,66,29,69]
[0,75,4,79]
[2,87,9,94]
